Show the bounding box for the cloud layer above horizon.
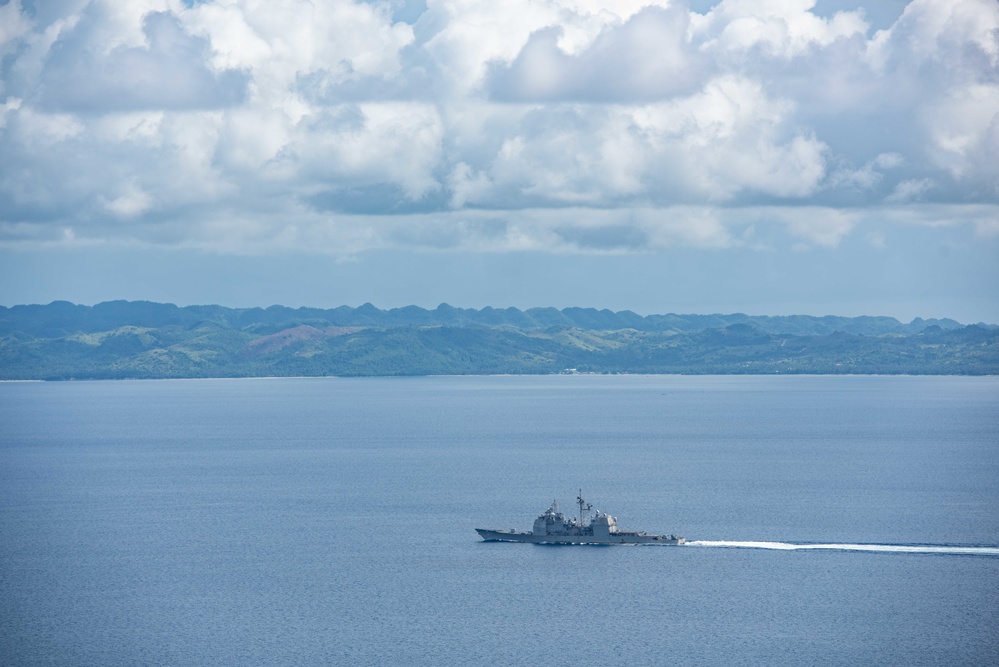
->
[1,0,997,257]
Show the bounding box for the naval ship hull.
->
[476,528,684,545]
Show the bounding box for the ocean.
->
[2,375,997,665]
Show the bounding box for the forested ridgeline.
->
[0,301,995,378]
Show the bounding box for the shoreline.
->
[3,373,996,382]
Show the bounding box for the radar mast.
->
[577,489,592,526]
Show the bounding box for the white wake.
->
[685,540,999,556]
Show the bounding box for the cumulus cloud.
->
[0,0,996,256]
[489,5,706,101]
[0,1,34,61]
[33,7,248,112]
[693,0,869,57]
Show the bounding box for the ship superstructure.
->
[476,490,684,545]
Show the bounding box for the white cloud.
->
[447,162,493,209]
[922,84,999,186]
[0,0,996,258]
[183,0,415,98]
[489,5,704,101]
[422,0,664,93]
[288,102,445,199]
[886,178,934,203]
[102,183,153,218]
[694,0,868,58]
[9,106,84,147]
[33,5,248,112]
[630,76,827,200]
[828,152,905,192]
[868,0,999,70]
[0,0,34,59]
[774,206,857,247]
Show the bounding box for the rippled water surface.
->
[2,375,998,665]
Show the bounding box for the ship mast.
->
[577,488,592,526]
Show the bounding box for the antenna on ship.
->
[577,488,592,526]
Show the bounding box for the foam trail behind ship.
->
[685,541,999,556]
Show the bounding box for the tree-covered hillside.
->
[0,301,995,379]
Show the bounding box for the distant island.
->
[0,300,996,379]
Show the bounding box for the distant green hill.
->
[0,301,995,379]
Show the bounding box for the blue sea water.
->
[1,375,997,666]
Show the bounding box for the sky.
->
[0,0,997,322]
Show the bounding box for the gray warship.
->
[476,490,685,545]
